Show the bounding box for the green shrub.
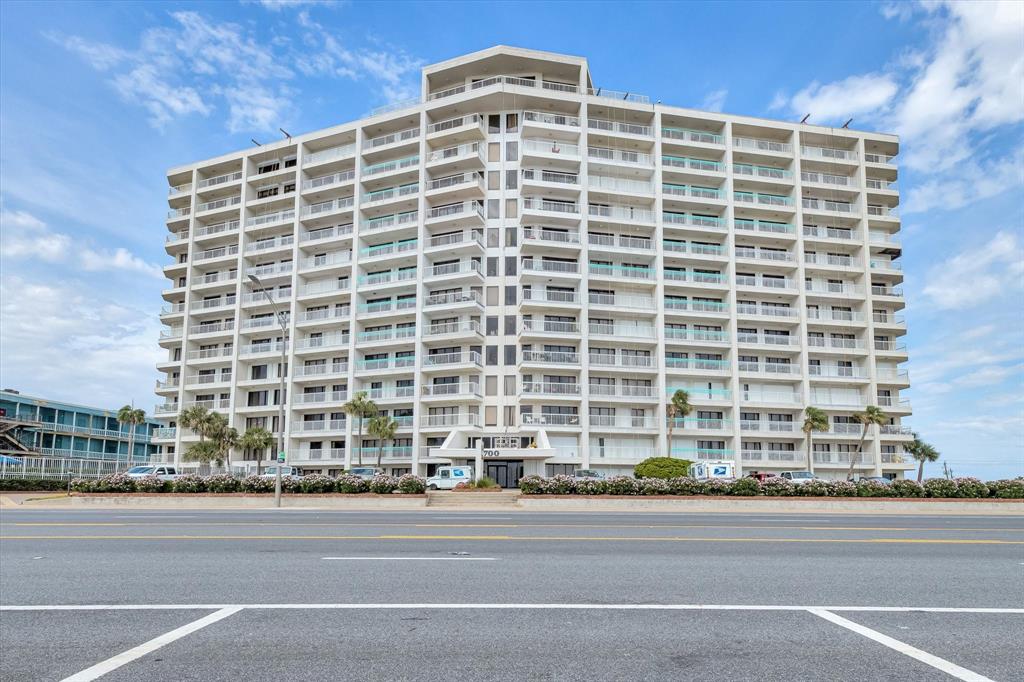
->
[335,474,369,494]
[855,480,891,497]
[240,475,274,493]
[574,479,608,495]
[889,479,925,498]
[297,474,335,494]
[518,475,546,494]
[368,474,398,494]
[794,479,832,497]
[170,474,206,493]
[90,473,136,493]
[760,477,794,496]
[638,477,671,495]
[988,478,1024,499]
[397,474,426,494]
[605,476,639,496]
[0,478,68,491]
[544,474,575,495]
[829,480,858,497]
[953,477,989,498]
[203,474,239,493]
[134,476,169,493]
[665,477,701,495]
[728,477,760,496]
[923,478,958,498]
[633,457,692,479]
[699,479,730,496]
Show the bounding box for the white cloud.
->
[53,9,422,132]
[0,208,162,279]
[0,275,163,409]
[920,230,1024,310]
[246,0,336,10]
[904,149,1024,214]
[790,74,898,122]
[880,1,915,22]
[700,89,727,113]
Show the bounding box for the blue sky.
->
[1,0,1021,478]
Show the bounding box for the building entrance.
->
[485,460,524,489]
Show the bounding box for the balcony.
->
[299,279,349,297]
[588,292,656,311]
[362,183,419,206]
[588,322,656,340]
[305,143,356,167]
[522,413,581,427]
[421,413,481,429]
[293,362,348,379]
[423,290,483,309]
[521,259,579,276]
[521,168,580,190]
[294,390,349,406]
[742,450,805,464]
[300,223,353,245]
[805,253,854,268]
[421,382,482,399]
[733,137,792,154]
[587,204,655,225]
[662,212,727,231]
[295,333,350,351]
[521,138,580,162]
[189,320,235,336]
[801,171,855,188]
[805,282,864,296]
[245,235,294,254]
[662,155,724,173]
[356,326,416,344]
[737,332,800,347]
[590,353,656,370]
[197,195,241,214]
[738,361,800,377]
[662,127,724,146]
[246,208,295,229]
[801,146,858,162]
[588,384,656,400]
[588,118,652,137]
[362,154,419,178]
[588,146,653,168]
[519,319,580,336]
[662,240,724,257]
[736,164,794,181]
[808,365,869,380]
[365,126,419,151]
[664,328,729,344]
[521,350,580,365]
[425,231,484,252]
[301,196,354,220]
[588,262,654,281]
[197,170,243,190]
[364,385,415,401]
[735,248,794,264]
[357,298,417,315]
[425,260,484,282]
[423,320,482,340]
[522,110,581,132]
[663,269,726,285]
[867,205,900,219]
[665,298,729,314]
[589,415,657,430]
[245,262,293,279]
[362,210,418,234]
[740,420,797,433]
[357,269,416,288]
[294,419,347,434]
[735,275,797,291]
[736,303,798,318]
[521,228,581,247]
[522,382,581,397]
[427,113,486,140]
[803,225,858,241]
[665,357,729,372]
[167,207,191,222]
[194,244,239,262]
[426,172,485,199]
[361,239,418,260]
[354,356,414,372]
[240,288,290,305]
[302,169,355,192]
[735,191,794,208]
[865,152,897,165]
[802,197,854,214]
[422,350,482,369]
[186,347,234,361]
[663,183,725,202]
[427,75,579,102]
[522,197,581,223]
[301,251,351,271]
[425,200,485,228]
[808,337,866,351]
[734,218,794,235]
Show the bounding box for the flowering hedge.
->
[70,473,427,494]
[517,475,1024,499]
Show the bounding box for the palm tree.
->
[342,392,378,466]
[185,412,238,468]
[240,426,274,475]
[905,433,940,482]
[801,407,829,474]
[847,406,888,480]
[116,405,147,463]
[665,389,693,458]
[368,415,400,468]
[178,405,211,442]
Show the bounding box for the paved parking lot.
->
[1,509,1021,680]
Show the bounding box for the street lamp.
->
[248,274,288,508]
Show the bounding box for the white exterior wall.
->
[154,46,912,479]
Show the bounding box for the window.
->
[486,286,499,306]
[486,316,499,336]
[487,257,499,277]
[506,170,518,189]
[488,142,500,161]
[504,406,516,427]
[504,345,516,365]
[506,141,518,161]
[505,285,517,305]
[488,115,500,134]
[504,314,516,335]
[488,171,500,190]
[485,406,498,427]
[486,345,498,365]
[505,227,517,247]
[504,375,516,396]
[505,256,517,276]
[488,228,500,248]
[505,198,518,218]
[486,376,498,396]
[506,113,518,132]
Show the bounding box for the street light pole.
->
[248,274,288,508]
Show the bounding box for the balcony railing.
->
[733,137,792,153]
[197,170,243,189]
[245,235,294,253]
[588,118,652,136]
[588,263,654,280]
[735,191,793,207]
[662,183,724,201]
[520,319,579,335]
[421,413,481,428]
[194,245,239,262]
[427,75,579,101]
[588,175,653,194]
[428,172,485,192]
[356,326,416,343]
[296,333,349,350]
[804,225,857,240]
[422,350,482,367]
[424,320,481,337]
[521,138,579,157]
[664,328,728,343]
[305,143,356,166]
[426,200,484,222]
[357,269,417,287]
[428,113,485,134]
[423,290,482,307]
[522,110,581,128]
[662,212,726,230]
[302,196,354,218]
[300,223,353,243]
[522,382,581,396]
[426,260,483,279]
[302,169,356,191]
[302,251,351,270]
[522,168,579,186]
[522,228,580,245]
[361,239,418,259]
[426,231,483,249]
[246,209,295,228]
[522,350,580,365]
[366,126,419,149]
[589,146,652,166]
[293,362,348,378]
[737,333,799,346]
[198,196,241,213]
[362,210,418,232]
[801,171,854,187]
[588,292,655,309]
[362,155,419,177]
[662,127,723,145]
[587,204,654,223]
[521,259,579,274]
[735,164,793,180]
[422,382,481,397]
[298,305,350,323]
[589,323,656,339]
[363,183,419,205]
[589,353,654,369]
[802,198,854,213]
[802,145,858,162]
[736,304,797,318]
[740,420,797,433]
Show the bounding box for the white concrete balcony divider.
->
[302,169,356,191]
[661,126,724,145]
[302,196,354,218]
[197,170,243,189]
[733,136,792,153]
[300,223,353,244]
[246,209,296,228]
[304,143,356,166]
[801,145,859,162]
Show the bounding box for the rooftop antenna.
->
[251,139,262,146]
[279,128,292,141]
[841,119,852,129]
[799,114,810,124]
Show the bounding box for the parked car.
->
[779,471,817,485]
[572,469,605,481]
[258,465,302,480]
[125,465,179,481]
[348,467,384,480]
[745,471,777,482]
[426,466,474,490]
[860,476,893,485]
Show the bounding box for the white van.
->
[426,466,474,490]
[689,461,735,480]
[259,465,302,480]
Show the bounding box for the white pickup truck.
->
[125,465,180,481]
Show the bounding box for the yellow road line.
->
[0,534,1020,545]
[5,522,1022,532]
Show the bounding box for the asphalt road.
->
[1,509,1022,681]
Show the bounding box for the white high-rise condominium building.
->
[155,46,912,484]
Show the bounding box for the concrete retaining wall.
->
[68,494,428,509]
[515,496,1024,515]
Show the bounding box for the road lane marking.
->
[808,608,996,682]
[58,606,242,682]
[2,534,1021,545]
[321,557,498,561]
[2,603,1022,613]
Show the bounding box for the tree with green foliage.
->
[367,415,400,468]
[178,405,210,442]
[116,405,147,462]
[847,406,888,480]
[665,389,693,458]
[239,426,274,475]
[905,432,940,482]
[342,392,378,466]
[801,407,829,474]
[634,457,692,479]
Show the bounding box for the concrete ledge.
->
[515,496,1024,515]
[66,493,428,509]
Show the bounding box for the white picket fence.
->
[0,457,134,480]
